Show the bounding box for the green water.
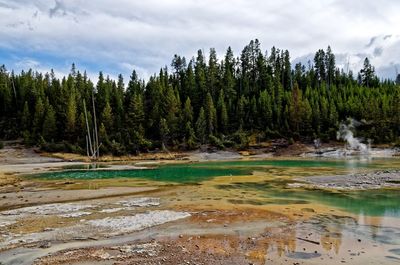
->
[220,181,400,217]
[34,158,387,183]
[30,158,400,217]
[33,164,252,182]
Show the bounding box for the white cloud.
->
[293,35,400,79]
[14,58,40,69]
[0,0,399,79]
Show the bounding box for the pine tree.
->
[314,49,326,87]
[325,46,336,89]
[195,107,206,144]
[66,93,77,139]
[258,90,273,130]
[185,122,196,149]
[237,95,247,129]
[217,90,228,133]
[33,97,45,135]
[360,58,375,87]
[195,50,207,107]
[21,101,30,131]
[205,92,217,135]
[301,98,313,135]
[159,118,169,148]
[99,122,109,147]
[289,83,303,133]
[222,47,236,101]
[164,87,179,138]
[101,102,113,132]
[127,93,144,131]
[182,97,193,125]
[207,48,219,98]
[42,104,57,141]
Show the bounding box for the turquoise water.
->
[33,158,387,183]
[33,164,251,183]
[220,181,400,217]
[29,158,400,217]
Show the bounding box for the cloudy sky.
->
[0,0,399,82]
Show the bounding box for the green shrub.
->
[110,140,126,156]
[231,130,250,149]
[209,135,224,149]
[40,142,66,152]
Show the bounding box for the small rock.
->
[38,241,51,248]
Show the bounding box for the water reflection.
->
[24,158,400,263]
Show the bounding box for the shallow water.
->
[19,157,400,263]
[31,158,400,218]
[33,157,396,182]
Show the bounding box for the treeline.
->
[0,39,399,155]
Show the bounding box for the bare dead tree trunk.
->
[92,90,99,159]
[83,101,93,157]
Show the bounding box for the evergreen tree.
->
[0,41,398,153]
[325,46,336,89]
[195,107,206,144]
[182,97,193,125]
[289,83,303,133]
[185,122,197,149]
[217,90,228,133]
[360,57,376,87]
[99,123,109,146]
[314,49,326,87]
[205,92,217,135]
[159,118,169,148]
[21,101,30,131]
[127,93,144,131]
[33,97,45,135]
[66,93,77,139]
[101,102,113,132]
[259,90,273,130]
[42,104,57,141]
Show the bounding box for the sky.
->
[0,0,399,82]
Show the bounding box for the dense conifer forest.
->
[1,40,399,155]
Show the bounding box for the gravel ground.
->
[296,170,400,190]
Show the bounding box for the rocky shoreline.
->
[295,170,400,190]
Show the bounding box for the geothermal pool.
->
[6,157,400,264]
[32,158,400,217]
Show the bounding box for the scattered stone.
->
[38,241,51,248]
[299,170,400,190]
